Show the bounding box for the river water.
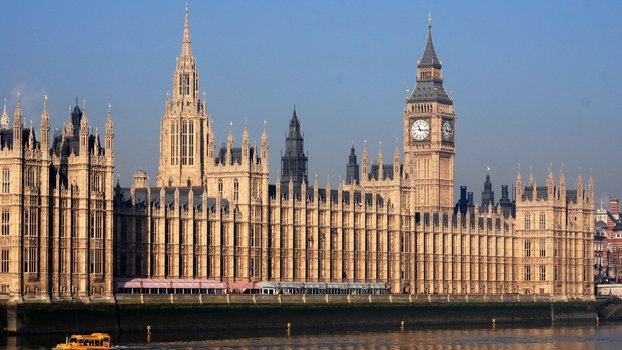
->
[3,324,622,349]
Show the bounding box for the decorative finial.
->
[108,103,112,114]
[428,13,432,29]
[486,165,491,173]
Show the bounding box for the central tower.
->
[156,5,208,187]
[403,16,455,212]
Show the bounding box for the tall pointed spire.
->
[181,3,192,57]
[14,92,22,126]
[0,98,8,129]
[40,95,50,150]
[419,13,441,69]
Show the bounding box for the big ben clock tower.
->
[403,15,455,212]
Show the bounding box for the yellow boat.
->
[54,333,111,350]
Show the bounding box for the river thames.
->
[2,324,622,350]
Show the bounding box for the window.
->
[524,240,531,257]
[170,122,179,166]
[1,249,8,273]
[218,180,223,197]
[524,265,531,281]
[181,121,187,165]
[23,247,37,273]
[24,208,38,237]
[539,239,546,257]
[250,258,255,278]
[1,168,9,193]
[26,167,36,188]
[539,212,546,230]
[71,249,77,274]
[540,265,546,281]
[233,179,239,201]
[183,73,190,95]
[1,209,8,236]
[524,213,531,230]
[90,248,103,274]
[90,209,104,239]
[188,121,194,165]
[250,225,258,247]
[119,253,127,276]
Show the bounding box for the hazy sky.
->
[1,1,620,206]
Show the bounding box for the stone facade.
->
[0,96,115,302]
[0,8,595,302]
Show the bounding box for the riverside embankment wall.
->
[0,294,602,334]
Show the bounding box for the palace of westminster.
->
[0,8,594,303]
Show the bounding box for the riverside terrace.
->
[114,278,390,295]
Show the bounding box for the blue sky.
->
[1,1,620,205]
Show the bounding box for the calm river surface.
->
[3,324,622,349]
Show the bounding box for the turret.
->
[28,122,34,150]
[393,141,400,180]
[242,120,250,164]
[376,141,383,180]
[345,143,359,185]
[226,122,233,165]
[546,167,554,199]
[0,98,8,130]
[94,130,101,156]
[361,140,368,181]
[13,93,23,149]
[576,172,584,202]
[105,103,114,157]
[40,95,50,156]
[260,120,269,170]
[559,168,567,203]
[515,165,523,201]
[587,172,594,204]
[528,166,536,201]
[79,102,90,155]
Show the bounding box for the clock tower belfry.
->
[403,15,455,212]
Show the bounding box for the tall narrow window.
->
[1,210,8,236]
[539,239,546,257]
[524,240,531,257]
[0,249,8,273]
[181,121,188,165]
[218,180,223,197]
[540,265,546,281]
[233,179,239,201]
[26,168,35,188]
[539,212,546,230]
[524,213,531,230]
[184,74,190,95]
[23,247,37,273]
[1,168,9,193]
[90,248,103,274]
[524,265,531,281]
[135,255,142,276]
[170,122,179,166]
[188,121,194,165]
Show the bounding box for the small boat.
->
[54,333,111,350]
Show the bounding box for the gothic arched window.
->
[188,121,194,165]
[524,213,531,230]
[233,179,239,201]
[1,168,9,193]
[181,120,188,165]
[539,212,546,230]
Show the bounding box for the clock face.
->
[442,120,453,142]
[411,119,429,141]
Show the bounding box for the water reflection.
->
[3,325,621,350]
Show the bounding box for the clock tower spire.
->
[403,15,455,212]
